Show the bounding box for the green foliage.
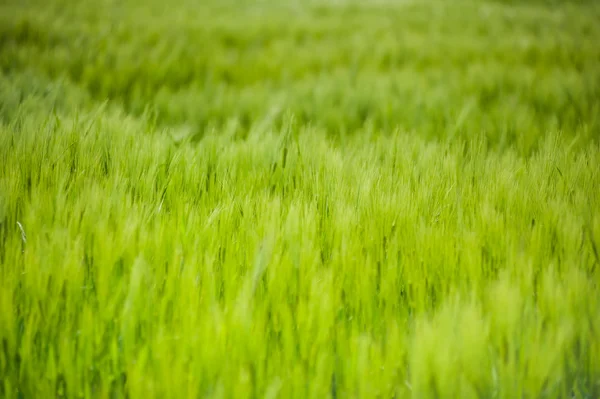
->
[0,0,599,397]
[2,0,600,150]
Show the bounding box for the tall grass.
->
[1,0,599,397]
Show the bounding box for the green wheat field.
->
[1,0,599,397]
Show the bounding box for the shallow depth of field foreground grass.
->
[1,0,600,397]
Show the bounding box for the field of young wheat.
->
[1,0,599,397]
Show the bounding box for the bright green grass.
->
[1,0,600,398]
